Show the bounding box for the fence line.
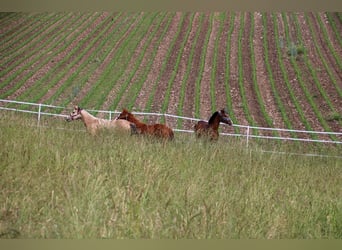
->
[1,99,341,146]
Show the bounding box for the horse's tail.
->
[168,129,174,140]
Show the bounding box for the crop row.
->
[0,13,79,91]
[1,12,341,139]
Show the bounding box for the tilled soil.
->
[1,12,341,140]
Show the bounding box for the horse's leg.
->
[129,123,138,135]
[209,129,219,141]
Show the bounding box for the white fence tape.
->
[1,99,341,147]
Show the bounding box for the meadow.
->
[0,112,341,239]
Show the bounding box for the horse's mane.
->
[121,109,145,126]
[208,111,219,124]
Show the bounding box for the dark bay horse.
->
[194,109,233,140]
[116,109,174,140]
[66,105,136,136]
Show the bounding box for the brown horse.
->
[66,105,136,136]
[116,109,174,140]
[194,109,233,140]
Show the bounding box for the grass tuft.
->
[0,112,341,238]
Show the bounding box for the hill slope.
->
[1,12,341,137]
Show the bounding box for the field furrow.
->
[0,13,71,82]
[2,13,106,102]
[132,13,182,114]
[40,13,128,108]
[304,14,342,97]
[314,13,342,70]
[282,13,331,137]
[252,13,285,130]
[229,12,248,126]
[117,13,175,115]
[54,13,138,109]
[148,13,191,118]
[222,13,238,131]
[294,13,342,132]
[176,13,204,129]
[159,13,195,122]
[0,13,57,57]
[198,12,216,118]
[326,12,342,47]
[32,12,114,108]
[68,13,145,111]
[161,13,196,126]
[241,12,268,129]
[214,13,230,114]
[0,12,19,28]
[264,13,302,133]
[99,13,167,114]
[181,13,209,126]
[0,14,97,102]
[0,12,341,136]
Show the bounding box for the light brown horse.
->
[66,106,136,136]
[116,109,174,140]
[194,109,233,140]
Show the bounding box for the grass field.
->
[0,112,341,239]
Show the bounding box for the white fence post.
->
[109,111,112,120]
[37,103,42,127]
[0,99,341,147]
[246,125,250,148]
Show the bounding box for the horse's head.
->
[116,109,131,121]
[219,109,233,126]
[66,105,82,122]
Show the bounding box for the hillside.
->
[1,12,341,138]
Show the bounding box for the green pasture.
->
[0,112,341,239]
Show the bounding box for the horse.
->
[194,109,233,140]
[66,105,137,136]
[116,109,174,140]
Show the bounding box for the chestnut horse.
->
[116,109,174,140]
[66,105,136,136]
[194,109,233,140]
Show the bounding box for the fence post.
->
[246,125,250,148]
[37,103,42,127]
[109,111,112,120]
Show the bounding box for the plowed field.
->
[1,12,341,139]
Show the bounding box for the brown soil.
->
[150,13,192,118]
[229,12,248,126]
[40,13,117,106]
[181,13,210,130]
[1,12,341,140]
[165,13,200,128]
[1,13,81,93]
[253,12,285,130]
[5,13,108,101]
[133,13,183,115]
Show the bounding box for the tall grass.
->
[0,112,341,239]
